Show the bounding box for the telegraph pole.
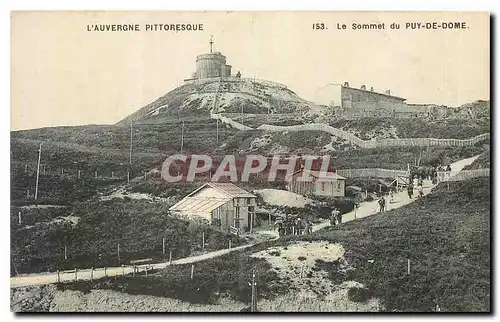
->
[251,270,257,312]
[129,120,133,165]
[180,121,185,154]
[34,143,42,200]
[216,118,219,143]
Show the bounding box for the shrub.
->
[348,287,374,303]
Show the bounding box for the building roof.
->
[289,169,346,181]
[187,182,256,199]
[344,86,406,101]
[169,196,232,214]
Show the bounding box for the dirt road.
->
[10,155,481,288]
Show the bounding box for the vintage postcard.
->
[10,11,490,313]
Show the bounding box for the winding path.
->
[10,155,481,288]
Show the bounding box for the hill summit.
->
[117,78,314,126]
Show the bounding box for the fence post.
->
[91,267,94,281]
[202,232,205,252]
[169,251,172,265]
[104,267,107,277]
[18,211,22,225]
[190,264,194,279]
[64,245,68,261]
[145,266,148,278]
[229,240,232,249]
[133,265,136,277]
[74,268,78,281]
[162,237,166,257]
[127,172,130,182]
[122,264,125,276]
[57,270,60,283]
[111,171,114,179]
[144,172,147,180]
[407,259,411,275]
[78,170,81,179]
[25,164,28,173]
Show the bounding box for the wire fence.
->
[436,169,490,182]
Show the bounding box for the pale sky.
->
[11,11,490,130]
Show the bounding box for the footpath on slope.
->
[9,154,481,288]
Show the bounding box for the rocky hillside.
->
[117,80,314,126]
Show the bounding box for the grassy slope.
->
[56,178,490,312]
[301,177,491,312]
[10,114,490,277]
[329,117,490,140]
[11,198,245,275]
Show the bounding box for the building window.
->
[321,182,325,191]
[337,181,341,190]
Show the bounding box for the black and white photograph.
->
[9,11,490,313]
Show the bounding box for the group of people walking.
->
[275,215,313,238]
[329,207,343,226]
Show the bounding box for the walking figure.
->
[407,184,413,199]
[329,209,338,227]
[389,188,395,203]
[305,219,313,234]
[336,209,343,225]
[417,184,424,198]
[378,197,386,212]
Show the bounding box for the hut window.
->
[337,181,341,189]
[321,182,325,191]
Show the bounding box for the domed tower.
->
[194,36,232,80]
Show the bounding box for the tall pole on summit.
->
[209,35,214,53]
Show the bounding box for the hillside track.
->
[9,155,481,288]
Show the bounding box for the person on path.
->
[296,218,304,235]
[306,219,313,234]
[417,184,424,198]
[389,188,395,203]
[336,209,343,225]
[330,209,338,227]
[378,197,386,212]
[277,222,285,238]
[407,183,413,199]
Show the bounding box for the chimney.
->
[370,86,374,91]
[343,82,350,87]
[360,85,366,90]
[385,89,391,95]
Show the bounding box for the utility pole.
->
[34,143,42,200]
[129,120,133,165]
[251,270,257,312]
[216,118,219,143]
[180,121,185,154]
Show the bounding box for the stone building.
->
[286,169,346,198]
[184,36,240,82]
[315,82,413,117]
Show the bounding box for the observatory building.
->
[184,36,240,82]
